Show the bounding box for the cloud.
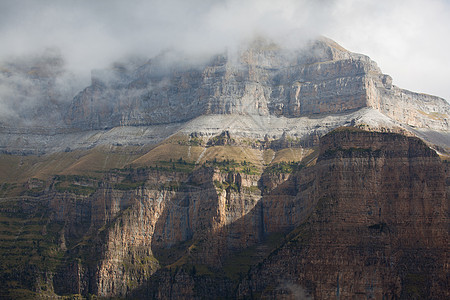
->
[0,0,449,101]
[325,0,450,101]
[0,47,85,126]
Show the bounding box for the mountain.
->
[1,37,448,155]
[0,37,448,299]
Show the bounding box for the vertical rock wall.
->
[238,130,449,299]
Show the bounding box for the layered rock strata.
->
[65,38,449,134]
[0,129,447,299]
[1,37,447,158]
[237,130,449,299]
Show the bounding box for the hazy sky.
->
[0,0,449,101]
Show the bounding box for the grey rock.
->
[0,37,448,153]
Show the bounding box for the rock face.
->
[0,37,449,299]
[238,130,449,299]
[64,37,448,133]
[1,37,448,156]
[0,130,448,299]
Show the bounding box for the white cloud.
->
[0,0,449,100]
[325,0,450,101]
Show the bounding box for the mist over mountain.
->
[0,1,449,299]
[0,48,86,126]
[1,0,449,101]
[0,35,448,165]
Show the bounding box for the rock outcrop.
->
[238,129,449,299]
[63,37,449,135]
[0,36,449,299]
[0,129,447,299]
[1,37,447,156]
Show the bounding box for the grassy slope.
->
[0,133,319,190]
[0,147,146,182]
[131,143,204,166]
[0,133,319,296]
[271,148,313,164]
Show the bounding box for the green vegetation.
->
[213,180,227,190]
[154,158,196,173]
[113,181,145,190]
[116,158,196,177]
[0,198,66,297]
[0,182,19,197]
[203,159,259,175]
[264,161,304,175]
[240,138,262,148]
[122,252,159,277]
[241,185,261,194]
[54,175,98,195]
[21,179,46,197]
[128,158,196,174]
[213,180,239,192]
[178,136,203,146]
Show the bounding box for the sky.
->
[0,0,449,101]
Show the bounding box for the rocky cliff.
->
[0,36,449,299]
[238,129,449,299]
[64,38,449,133]
[1,37,448,157]
[0,129,448,299]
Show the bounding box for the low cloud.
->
[0,0,449,101]
[0,48,84,126]
[325,0,450,101]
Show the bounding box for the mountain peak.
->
[0,37,448,155]
[0,36,449,299]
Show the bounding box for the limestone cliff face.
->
[238,130,449,299]
[64,38,368,129]
[366,71,449,130]
[64,38,449,133]
[0,130,448,298]
[1,37,448,157]
[1,34,449,299]
[119,130,447,299]
[15,167,265,297]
